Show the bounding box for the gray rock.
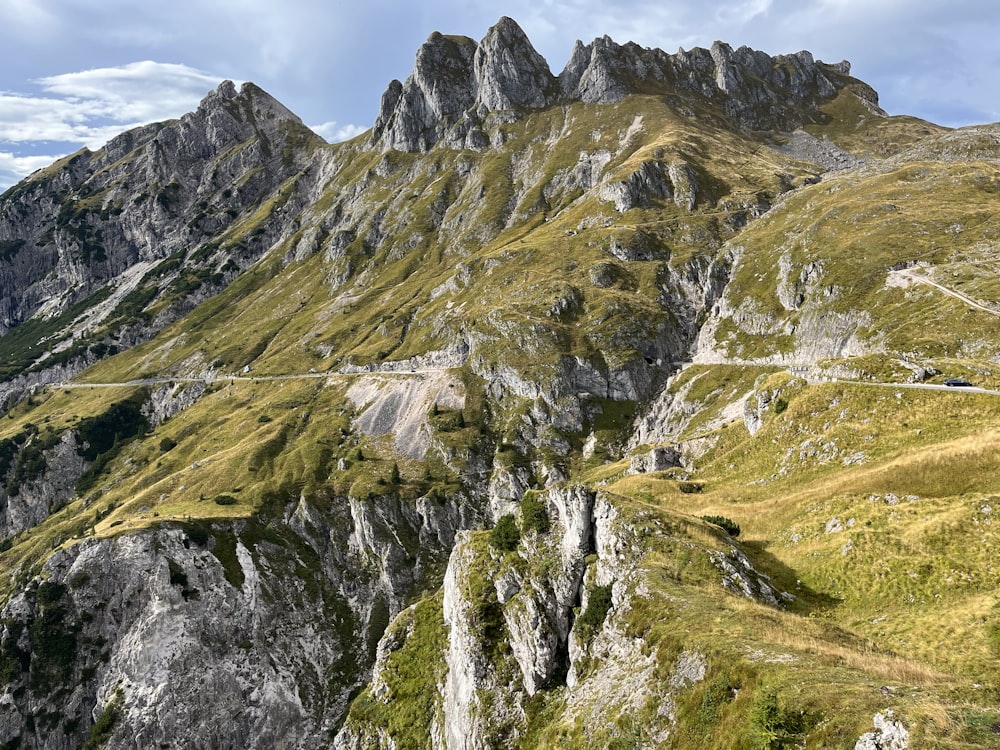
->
[855,710,909,750]
[473,17,556,113]
[371,20,865,154]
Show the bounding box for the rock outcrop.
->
[0,80,322,391]
[371,18,866,153]
[0,487,483,749]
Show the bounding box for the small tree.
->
[390,462,401,484]
[520,493,550,534]
[489,514,520,552]
[576,583,614,640]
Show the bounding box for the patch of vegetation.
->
[748,687,817,750]
[82,688,121,750]
[489,514,520,552]
[208,528,245,589]
[344,593,448,749]
[520,492,550,534]
[28,581,78,694]
[0,239,26,263]
[0,286,113,381]
[74,390,150,493]
[0,424,64,495]
[576,583,613,641]
[702,515,741,537]
[213,494,238,506]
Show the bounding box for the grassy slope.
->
[1,89,998,746]
[705,150,1000,374]
[594,376,1000,747]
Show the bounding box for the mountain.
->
[0,15,997,750]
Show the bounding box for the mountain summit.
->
[371,16,869,152]
[0,16,996,750]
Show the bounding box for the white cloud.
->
[36,62,224,123]
[310,121,368,143]
[0,149,66,193]
[0,60,227,190]
[0,62,223,148]
[713,0,773,25]
[0,0,59,36]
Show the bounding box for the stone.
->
[855,710,910,750]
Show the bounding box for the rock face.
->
[335,484,790,748]
[371,17,864,152]
[0,489,483,749]
[0,14,964,750]
[0,80,322,392]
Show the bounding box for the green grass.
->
[342,593,448,749]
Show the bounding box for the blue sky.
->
[2,0,998,190]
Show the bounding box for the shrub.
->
[702,515,741,537]
[520,493,550,534]
[257,415,272,423]
[772,397,788,414]
[576,584,613,639]
[213,495,238,506]
[489,514,520,552]
[390,462,401,485]
[158,437,177,452]
[83,690,121,750]
[749,687,815,749]
[678,481,703,494]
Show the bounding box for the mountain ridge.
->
[370,16,871,153]
[0,15,996,750]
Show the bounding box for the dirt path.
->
[897,269,999,316]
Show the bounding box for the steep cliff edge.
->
[0,486,484,749]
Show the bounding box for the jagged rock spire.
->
[370,17,874,153]
[473,16,556,112]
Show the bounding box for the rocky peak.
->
[558,35,635,103]
[370,32,478,151]
[473,16,556,112]
[372,17,556,152]
[373,18,874,153]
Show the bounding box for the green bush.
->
[158,437,177,452]
[701,515,741,537]
[520,493,550,534]
[489,514,520,552]
[772,397,788,414]
[83,690,121,750]
[576,583,613,640]
[213,495,238,506]
[749,688,814,749]
[678,481,703,494]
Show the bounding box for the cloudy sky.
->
[2,0,998,190]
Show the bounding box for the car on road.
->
[944,378,974,387]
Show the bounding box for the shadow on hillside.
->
[740,539,842,615]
